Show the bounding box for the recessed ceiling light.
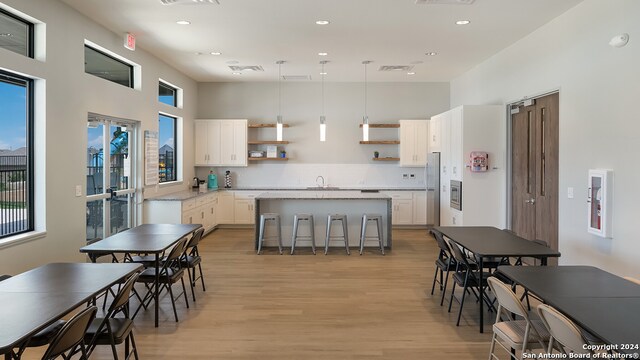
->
[407,72,416,75]
[315,20,330,25]
[232,72,242,75]
[210,52,222,55]
[176,20,191,25]
[320,72,327,75]
[318,52,328,56]
[455,20,470,25]
[226,60,239,64]
[195,52,203,55]
[425,52,438,56]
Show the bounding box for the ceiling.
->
[59,0,582,82]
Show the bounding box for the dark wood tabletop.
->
[79,224,201,254]
[497,265,640,350]
[0,263,142,354]
[126,223,202,235]
[434,226,561,258]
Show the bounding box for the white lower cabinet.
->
[382,191,428,225]
[145,193,218,233]
[216,192,235,224]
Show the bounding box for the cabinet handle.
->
[443,165,447,174]
[433,135,436,142]
[453,166,457,175]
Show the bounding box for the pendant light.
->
[276,60,285,141]
[362,60,371,142]
[319,61,328,142]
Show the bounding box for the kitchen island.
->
[254,191,392,251]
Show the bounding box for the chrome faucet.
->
[316,176,325,188]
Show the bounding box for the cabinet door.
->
[430,115,441,152]
[412,191,427,225]
[414,120,429,166]
[217,192,235,224]
[392,199,413,225]
[232,121,247,166]
[220,121,235,165]
[440,111,451,179]
[234,199,253,224]
[450,107,463,181]
[399,121,415,167]
[210,195,218,227]
[194,121,209,166]
[181,208,198,225]
[208,121,222,165]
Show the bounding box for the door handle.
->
[525,198,536,204]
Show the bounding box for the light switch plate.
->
[75,185,82,197]
[567,187,574,199]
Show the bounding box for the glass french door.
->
[86,114,137,242]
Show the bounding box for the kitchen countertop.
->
[256,191,391,200]
[145,187,423,201]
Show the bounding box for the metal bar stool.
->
[291,214,316,255]
[324,214,350,255]
[359,214,385,255]
[257,213,283,255]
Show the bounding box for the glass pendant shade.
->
[320,116,326,142]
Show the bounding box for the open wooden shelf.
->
[372,157,400,161]
[359,140,400,145]
[248,123,291,128]
[359,124,400,128]
[248,157,289,161]
[248,141,290,145]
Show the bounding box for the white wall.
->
[196,82,449,187]
[450,0,640,277]
[0,0,197,273]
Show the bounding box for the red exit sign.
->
[124,33,135,51]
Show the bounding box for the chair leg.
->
[430,267,440,295]
[181,277,190,309]
[197,262,206,291]
[130,332,140,360]
[276,217,283,255]
[166,283,179,322]
[448,281,457,313]
[456,273,471,326]
[376,218,384,255]
[187,266,196,302]
[488,332,497,360]
[342,217,350,255]
[324,218,331,255]
[291,216,299,255]
[440,268,451,306]
[257,216,265,255]
[310,216,316,255]
[359,215,365,255]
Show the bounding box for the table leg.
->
[154,253,160,328]
[541,257,548,266]
[479,257,484,333]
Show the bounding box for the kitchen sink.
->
[305,186,341,190]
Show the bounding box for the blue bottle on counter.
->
[208,171,218,189]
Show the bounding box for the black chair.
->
[0,275,66,359]
[133,237,190,322]
[41,306,98,360]
[447,239,495,326]
[85,273,140,360]
[180,228,206,302]
[430,230,458,306]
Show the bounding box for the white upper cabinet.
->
[195,119,247,167]
[399,120,429,167]
[429,115,441,152]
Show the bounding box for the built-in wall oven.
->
[450,180,462,211]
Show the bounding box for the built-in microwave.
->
[450,180,462,210]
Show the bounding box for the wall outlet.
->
[402,174,409,179]
[75,185,82,197]
[567,187,574,199]
[410,173,415,178]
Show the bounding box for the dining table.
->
[497,265,640,352]
[433,226,561,333]
[0,262,142,359]
[79,223,201,327]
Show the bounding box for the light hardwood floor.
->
[26,228,494,359]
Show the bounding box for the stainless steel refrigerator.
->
[426,152,440,227]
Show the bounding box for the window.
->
[0,8,33,58]
[158,114,177,183]
[0,70,34,239]
[84,45,134,88]
[159,81,177,107]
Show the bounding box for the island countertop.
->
[255,191,391,200]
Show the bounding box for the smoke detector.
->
[415,0,475,4]
[160,0,220,5]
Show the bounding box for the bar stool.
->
[359,214,385,255]
[257,213,283,255]
[324,214,350,255]
[291,214,316,255]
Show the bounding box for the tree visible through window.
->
[0,70,34,238]
[158,114,177,183]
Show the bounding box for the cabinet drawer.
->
[383,191,413,200]
[196,194,215,207]
[183,199,196,211]
[234,191,263,200]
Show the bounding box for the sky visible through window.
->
[0,81,27,151]
[159,114,175,149]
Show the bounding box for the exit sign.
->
[124,33,135,51]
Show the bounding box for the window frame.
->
[158,113,178,184]
[0,69,35,240]
[0,7,34,58]
[84,44,135,89]
[158,81,178,107]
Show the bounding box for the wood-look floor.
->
[25,229,494,359]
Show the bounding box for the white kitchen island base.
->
[254,191,392,251]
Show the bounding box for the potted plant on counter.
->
[280,150,287,158]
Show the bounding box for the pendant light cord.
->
[321,63,325,116]
[278,62,282,116]
[364,62,368,118]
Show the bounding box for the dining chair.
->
[85,273,140,360]
[446,238,495,326]
[429,229,458,306]
[487,277,549,360]
[133,237,190,322]
[536,304,593,356]
[41,305,98,360]
[180,227,206,302]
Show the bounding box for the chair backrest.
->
[0,274,12,282]
[430,229,453,261]
[487,276,528,319]
[187,227,205,250]
[537,304,590,355]
[165,237,189,264]
[42,305,98,360]
[623,276,640,285]
[446,238,473,269]
[108,272,140,314]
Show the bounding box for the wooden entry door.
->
[511,93,559,253]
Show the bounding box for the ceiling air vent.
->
[282,75,312,81]
[415,0,475,4]
[379,65,414,72]
[160,0,220,5]
[228,65,264,72]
